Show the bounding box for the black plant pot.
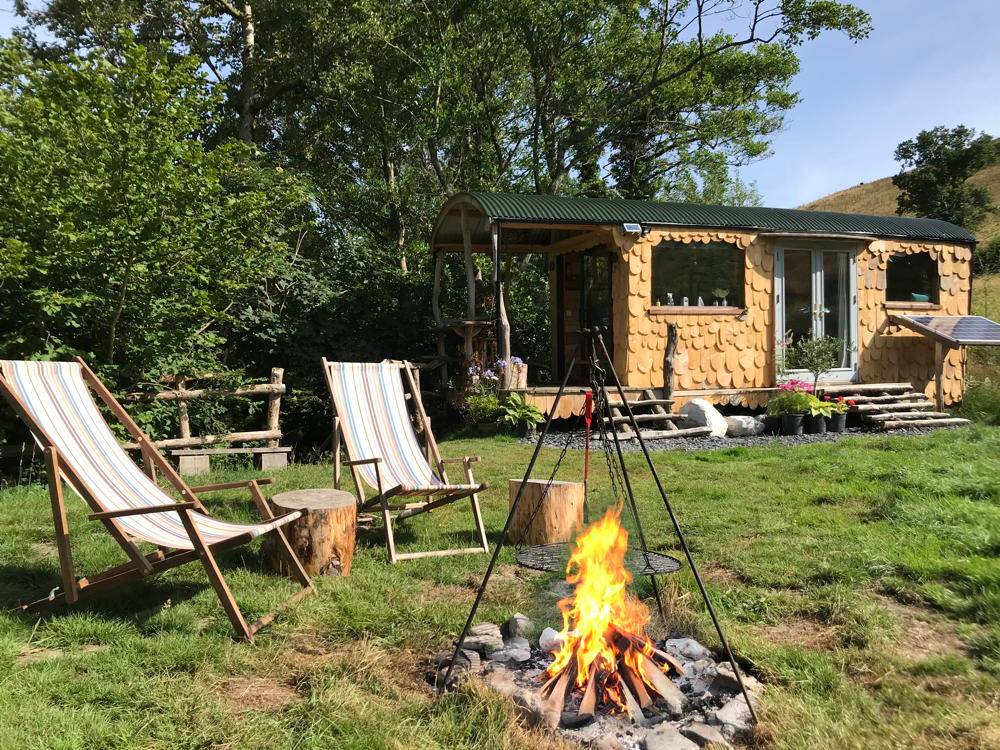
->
[780,413,804,435]
[763,415,782,435]
[804,414,827,434]
[826,412,847,433]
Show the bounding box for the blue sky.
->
[740,0,1000,207]
[2,1,997,209]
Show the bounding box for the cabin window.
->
[886,252,939,303]
[650,241,745,308]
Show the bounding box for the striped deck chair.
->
[321,359,489,563]
[0,358,313,641]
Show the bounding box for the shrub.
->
[500,393,543,432]
[767,389,814,416]
[464,393,501,425]
[972,237,1000,276]
[787,337,845,391]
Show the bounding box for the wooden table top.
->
[272,488,357,511]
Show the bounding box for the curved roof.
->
[432,192,975,246]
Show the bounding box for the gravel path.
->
[521,424,961,452]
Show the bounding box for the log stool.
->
[263,489,357,577]
[508,479,585,545]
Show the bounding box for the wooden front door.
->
[555,250,615,383]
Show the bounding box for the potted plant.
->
[823,396,851,433]
[501,393,544,438]
[805,395,834,434]
[787,336,845,393]
[464,392,502,433]
[767,382,814,435]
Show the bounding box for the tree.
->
[18,0,873,266]
[0,35,313,387]
[892,125,997,230]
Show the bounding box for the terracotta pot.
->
[826,412,847,433]
[780,413,804,435]
[804,414,827,434]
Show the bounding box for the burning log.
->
[539,506,686,727]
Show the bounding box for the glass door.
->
[775,244,858,381]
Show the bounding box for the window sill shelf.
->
[648,306,744,316]
[883,302,942,311]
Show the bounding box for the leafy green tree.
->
[0,36,312,387]
[892,125,997,230]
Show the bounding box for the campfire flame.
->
[541,506,684,723]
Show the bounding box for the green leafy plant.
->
[767,389,815,416]
[808,396,836,418]
[712,287,729,301]
[464,393,502,425]
[500,392,544,431]
[822,395,851,414]
[787,337,845,391]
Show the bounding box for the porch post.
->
[492,222,512,385]
[432,251,448,389]
[460,207,477,366]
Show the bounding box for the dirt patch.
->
[18,643,108,664]
[280,631,338,671]
[872,593,966,661]
[760,618,837,650]
[214,676,302,713]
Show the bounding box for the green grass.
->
[1,429,999,748]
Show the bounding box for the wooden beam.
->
[123,429,281,451]
[265,368,283,448]
[493,222,511,380]
[124,382,286,402]
[44,447,78,604]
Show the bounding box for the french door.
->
[774,244,858,382]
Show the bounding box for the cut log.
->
[263,489,357,576]
[508,479,585,546]
[880,417,970,430]
[632,426,714,440]
[854,401,934,413]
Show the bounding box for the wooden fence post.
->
[266,368,284,448]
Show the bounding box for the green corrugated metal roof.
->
[458,192,975,243]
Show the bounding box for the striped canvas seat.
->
[326,362,479,496]
[0,360,299,550]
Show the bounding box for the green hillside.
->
[801,162,1000,245]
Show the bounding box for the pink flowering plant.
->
[768,380,815,416]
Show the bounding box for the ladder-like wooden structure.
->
[603,388,712,440]
[820,382,970,431]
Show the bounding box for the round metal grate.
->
[515,542,682,576]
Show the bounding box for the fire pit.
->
[435,507,762,749]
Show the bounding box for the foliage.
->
[0,36,313,392]
[787,336,845,391]
[463,392,501,425]
[767,388,815,416]
[892,126,998,231]
[807,396,835,418]
[821,395,852,414]
[500,392,543,431]
[961,379,1000,425]
[973,237,1000,276]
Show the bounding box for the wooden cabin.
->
[429,192,978,418]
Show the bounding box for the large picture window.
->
[886,252,939,303]
[651,241,745,308]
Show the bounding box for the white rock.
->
[708,696,753,740]
[465,623,505,654]
[680,722,733,749]
[502,613,533,640]
[711,663,764,696]
[488,647,531,663]
[724,415,765,437]
[539,627,565,653]
[679,399,727,437]
[663,638,713,662]
[643,723,699,750]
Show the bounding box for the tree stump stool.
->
[508,479,585,546]
[263,489,357,577]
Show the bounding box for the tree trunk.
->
[237,2,256,143]
[508,479,585,545]
[263,489,357,576]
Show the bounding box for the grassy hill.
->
[801,162,1000,245]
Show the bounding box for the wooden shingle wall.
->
[611,228,774,405]
[857,240,971,405]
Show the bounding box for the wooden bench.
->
[171,446,292,475]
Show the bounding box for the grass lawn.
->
[0,428,998,749]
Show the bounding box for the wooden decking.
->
[820,383,971,431]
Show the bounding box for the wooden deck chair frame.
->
[321,358,489,563]
[0,358,314,642]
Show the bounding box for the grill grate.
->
[515,542,682,576]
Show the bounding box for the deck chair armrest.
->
[189,478,275,494]
[344,457,382,467]
[440,456,481,465]
[89,501,198,521]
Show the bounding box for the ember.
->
[540,506,685,724]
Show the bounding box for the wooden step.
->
[632,426,715,440]
[843,392,927,404]
[821,382,913,395]
[865,411,952,421]
[607,398,675,409]
[853,401,934,413]
[604,412,685,425]
[880,417,971,430]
